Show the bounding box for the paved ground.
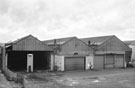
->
[0,72,12,88]
[25,68,135,88]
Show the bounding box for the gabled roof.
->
[61,37,93,48]
[43,35,115,48]
[44,35,114,46]
[56,37,94,54]
[97,35,131,51]
[6,35,53,51]
[6,35,33,45]
[80,35,114,45]
[123,40,135,45]
[43,36,75,45]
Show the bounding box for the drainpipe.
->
[124,53,126,68]
[53,39,57,71]
[104,54,106,69]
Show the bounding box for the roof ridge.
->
[60,37,94,51]
[12,34,33,44]
[60,37,77,46]
[80,35,114,40]
[97,35,114,48]
[43,36,76,42]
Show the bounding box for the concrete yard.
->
[0,72,12,88]
[23,68,135,88]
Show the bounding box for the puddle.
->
[92,80,100,83]
[83,76,99,79]
[83,76,106,80]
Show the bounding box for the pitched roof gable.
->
[97,36,131,51]
[6,34,33,45]
[7,35,53,51]
[43,35,131,51]
[80,35,114,46]
[123,40,135,45]
[43,36,75,45]
[61,37,93,49]
[58,37,94,54]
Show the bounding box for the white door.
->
[27,54,33,72]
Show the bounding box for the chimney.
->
[88,41,91,45]
[54,39,57,45]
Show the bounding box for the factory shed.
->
[5,35,53,71]
[81,35,131,69]
[44,37,94,71]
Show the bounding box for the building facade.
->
[4,35,53,72]
[44,37,94,71]
[81,35,131,69]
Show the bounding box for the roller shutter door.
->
[94,55,104,69]
[65,57,85,71]
[105,54,114,68]
[115,54,124,67]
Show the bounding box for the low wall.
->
[3,68,17,81]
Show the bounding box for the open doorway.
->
[7,51,51,71]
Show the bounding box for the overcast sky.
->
[0,0,135,42]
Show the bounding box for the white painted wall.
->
[129,45,135,61]
[55,54,94,71]
[85,54,94,70]
[55,55,64,71]
[50,54,54,71]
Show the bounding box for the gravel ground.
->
[25,68,135,88]
[0,72,12,88]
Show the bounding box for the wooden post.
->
[5,53,8,69]
[2,45,6,72]
[50,53,54,71]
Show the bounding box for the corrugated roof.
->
[6,35,53,51]
[80,35,114,45]
[43,36,75,45]
[43,35,115,50]
[123,40,135,45]
[44,35,115,46]
[6,34,33,45]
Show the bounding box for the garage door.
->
[65,57,85,71]
[115,54,124,68]
[105,54,114,68]
[94,55,104,69]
